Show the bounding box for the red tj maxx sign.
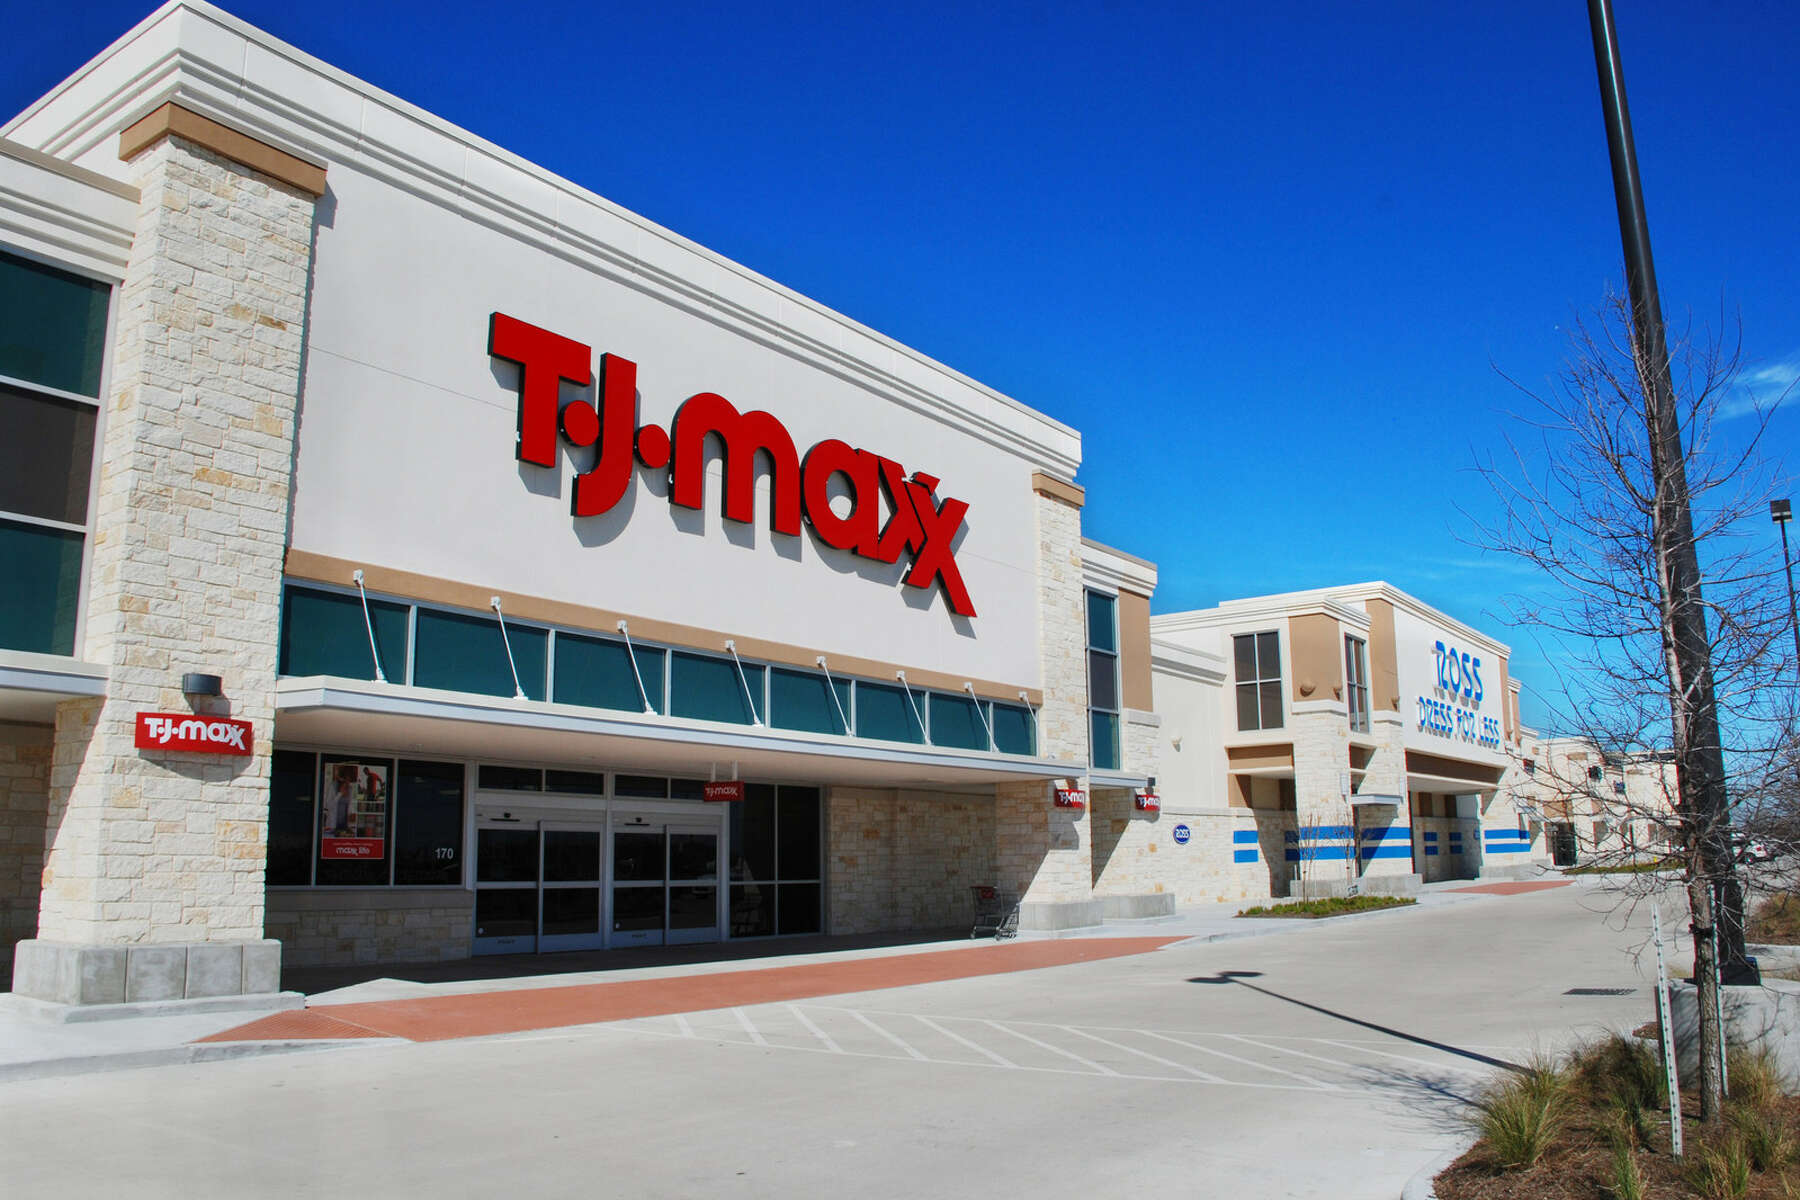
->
[489,313,977,617]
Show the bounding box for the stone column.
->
[13,106,324,1008]
[991,477,1098,931]
[1355,710,1420,892]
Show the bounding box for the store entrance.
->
[611,814,721,948]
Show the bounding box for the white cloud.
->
[1721,356,1799,419]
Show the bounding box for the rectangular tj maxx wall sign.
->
[489,313,978,618]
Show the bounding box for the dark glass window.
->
[0,384,95,525]
[730,884,774,936]
[475,888,536,939]
[544,769,607,795]
[266,750,316,885]
[413,607,546,700]
[990,703,1036,756]
[315,757,394,886]
[278,586,409,682]
[542,830,601,882]
[776,787,821,880]
[670,778,707,800]
[730,784,776,884]
[542,888,599,936]
[393,759,464,885]
[1091,710,1121,772]
[0,517,82,655]
[671,651,763,725]
[552,632,664,714]
[1233,631,1283,731]
[769,667,850,734]
[1344,635,1371,735]
[1086,591,1118,654]
[477,765,541,791]
[929,692,988,750]
[476,827,539,882]
[0,250,111,398]
[1088,649,1120,711]
[777,884,821,935]
[855,681,924,744]
[613,774,668,799]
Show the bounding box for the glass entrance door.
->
[474,820,539,955]
[610,816,722,948]
[541,824,605,951]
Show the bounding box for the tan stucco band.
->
[1404,750,1505,789]
[1227,744,1295,771]
[1118,589,1153,711]
[1031,472,1085,508]
[119,102,327,197]
[1365,596,1401,712]
[283,548,1042,706]
[1288,611,1344,702]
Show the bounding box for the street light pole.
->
[1775,500,1799,676]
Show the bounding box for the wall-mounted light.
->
[181,673,223,698]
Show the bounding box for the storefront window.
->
[1344,634,1370,734]
[544,768,608,795]
[929,693,987,750]
[477,764,542,791]
[278,586,408,681]
[266,750,318,885]
[769,667,849,735]
[729,783,777,936]
[413,608,546,700]
[855,681,924,744]
[670,651,763,725]
[315,756,394,886]
[729,784,820,937]
[393,759,465,885]
[0,250,109,658]
[990,702,1036,756]
[553,632,663,714]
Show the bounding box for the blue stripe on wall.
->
[1486,844,1531,854]
[1285,847,1355,862]
[1484,828,1528,841]
[1361,827,1411,842]
[1423,832,1439,842]
[1360,845,1412,860]
[1285,826,1355,842]
[1233,849,1259,863]
[1232,830,1259,844]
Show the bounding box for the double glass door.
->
[473,814,720,955]
[610,816,721,948]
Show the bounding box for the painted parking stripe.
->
[1316,1038,1489,1075]
[1057,1025,1226,1082]
[914,1015,1018,1068]
[731,1007,768,1046]
[849,1009,928,1060]
[1215,1032,1362,1072]
[788,1004,843,1054]
[1138,1030,1336,1090]
[985,1020,1120,1076]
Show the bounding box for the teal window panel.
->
[930,692,987,750]
[0,250,110,398]
[855,681,923,744]
[769,667,850,734]
[1090,710,1121,771]
[413,608,546,700]
[671,651,763,725]
[278,586,409,681]
[1086,590,1118,653]
[989,703,1036,756]
[553,631,664,713]
[0,517,82,655]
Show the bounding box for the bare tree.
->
[1477,295,1796,1121]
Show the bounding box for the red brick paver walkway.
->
[1447,880,1572,896]
[201,937,1180,1045]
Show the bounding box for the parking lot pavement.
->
[0,883,1662,1200]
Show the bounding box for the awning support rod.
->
[490,596,527,699]
[965,682,996,751]
[1020,691,1040,754]
[896,671,928,744]
[725,640,763,726]
[616,621,656,714]
[352,569,387,683]
[817,656,851,735]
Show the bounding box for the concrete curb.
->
[0,1037,398,1084]
[1400,1135,1478,1200]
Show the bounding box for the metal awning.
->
[1349,793,1403,807]
[275,676,1079,789]
[0,649,106,722]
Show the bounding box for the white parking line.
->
[1216,1032,1359,1071]
[915,1015,1017,1067]
[731,1007,768,1046]
[1057,1026,1225,1082]
[788,1004,844,1054]
[985,1020,1119,1076]
[1138,1030,1335,1090]
[674,1014,695,1039]
[850,1009,927,1060]
[1315,1039,1487,1076]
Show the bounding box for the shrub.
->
[1573,1035,1665,1112]
[1607,1140,1645,1200]
[1728,1046,1788,1111]
[1729,1103,1795,1172]
[1686,1137,1752,1200]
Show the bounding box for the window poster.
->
[320,758,388,860]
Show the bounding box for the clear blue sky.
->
[6,1,1797,728]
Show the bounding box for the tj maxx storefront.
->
[0,1,1174,1006]
[0,3,1561,1010]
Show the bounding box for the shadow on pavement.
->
[283,928,970,995]
[1189,970,1527,1074]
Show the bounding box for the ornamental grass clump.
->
[1685,1136,1752,1200]
[1474,1058,1571,1169]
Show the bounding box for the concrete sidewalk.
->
[0,876,1569,1083]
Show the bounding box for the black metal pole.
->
[1585,0,1755,983]
[1779,514,1799,676]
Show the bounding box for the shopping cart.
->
[970,885,1019,939]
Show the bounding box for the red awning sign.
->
[135,713,252,756]
[704,781,747,803]
[1054,788,1085,809]
[1135,791,1161,812]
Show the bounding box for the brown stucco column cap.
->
[1031,472,1085,508]
[119,102,326,198]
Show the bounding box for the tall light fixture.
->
[1775,500,1798,676]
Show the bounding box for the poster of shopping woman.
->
[320,758,387,860]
